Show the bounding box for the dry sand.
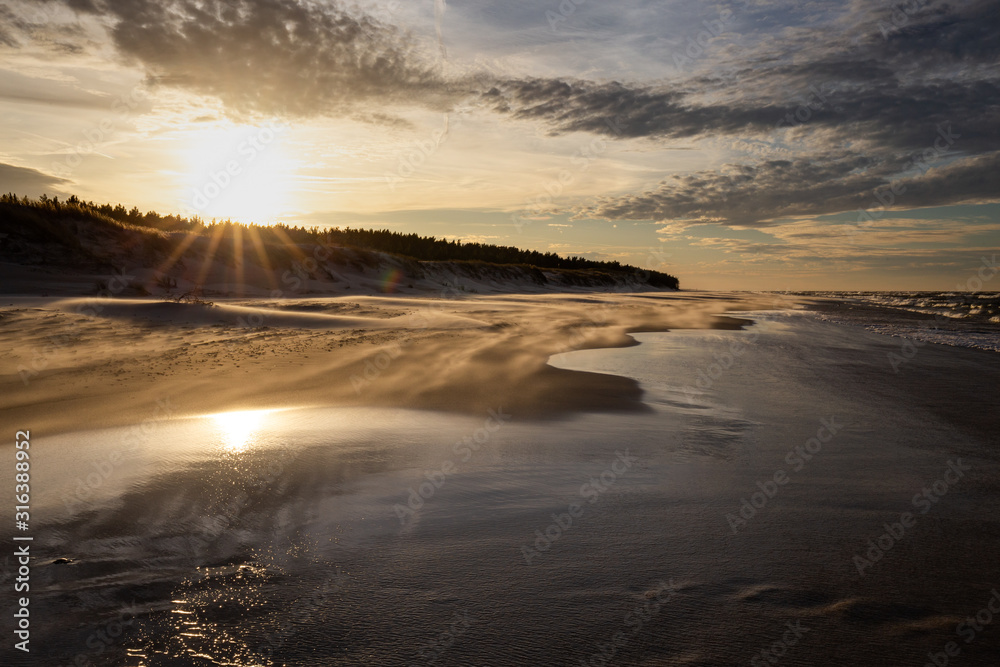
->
[0,291,789,436]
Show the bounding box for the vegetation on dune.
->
[0,193,679,289]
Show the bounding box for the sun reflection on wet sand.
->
[211,409,272,452]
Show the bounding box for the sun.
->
[181,123,296,224]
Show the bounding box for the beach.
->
[4,0,998,662]
[3,292,1000,665]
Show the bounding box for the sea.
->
[794,290,1000,352]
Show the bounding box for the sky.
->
[0,0,998,290]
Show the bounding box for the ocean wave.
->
[795,291,1000,353]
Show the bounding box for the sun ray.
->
[195,223,228,289]
[232,224,245,296]
[153,231,201,283]
[246,225,279,292]
[266,224,310,263]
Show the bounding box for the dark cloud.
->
[0,163,69,196]
[584,151,1000,226]
[483,78,740,139]
[482,0,1000,224]
[0,1,87,50]
[59,0,460,118]
[867,0,1000,63]
[478,1,999,154]
[484,74,1000,163]
[0,6,19,47]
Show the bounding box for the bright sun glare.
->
[183,123,296,224]
[212,409,270,452]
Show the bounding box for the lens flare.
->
[380,268,403,293]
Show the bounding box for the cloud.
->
[477,0,1000,223]
[676,216,1000,277]
[0,6,20,47]
[30,0,995,154]
[0,163,70,196]
[52,0,463,118]
[585,151,1000,226]
[12,0,998,229]
[0,1,92,52]
[0,69,114,108]
[689,237,786,256]
[482,73,1000,156]
[866,0,1000,63]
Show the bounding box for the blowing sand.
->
[0,291,784,436]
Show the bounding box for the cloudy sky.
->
[1,0,998,289]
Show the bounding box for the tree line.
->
[0,193,678,287]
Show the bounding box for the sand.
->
[0,291,788,436]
